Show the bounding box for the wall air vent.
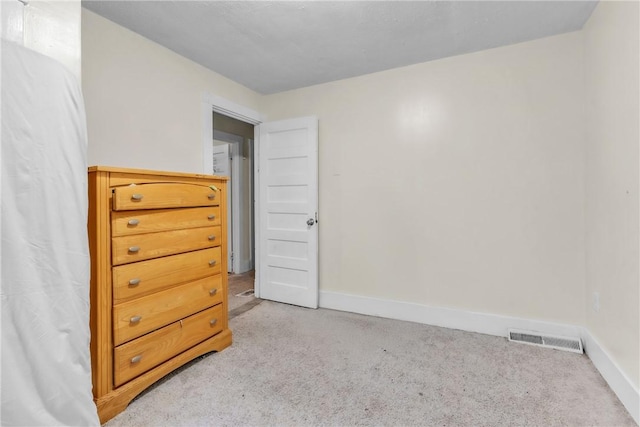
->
[508,329,583,354]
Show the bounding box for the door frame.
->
[202,93,264,295]
[212,134,241,273]
[210,142,233,270]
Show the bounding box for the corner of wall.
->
[580,0,640,423]
[582,0,640,392]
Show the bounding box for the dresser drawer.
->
[112,226,222,265]
[112,183,219,211]
[113,304,224,387]
[113,276,223,346]
[112,207,221,237]
[112,247,221,304]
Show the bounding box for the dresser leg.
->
[95,330,232,424]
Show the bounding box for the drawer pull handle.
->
[128,278,140,286]
[208,235,216,241]
[209,319,218,326]
[209,260,217,266]
[131,194,144,201]
[128,246,140,253]
[207,193,216,200]
[209,288,217,296]
[131,355,142,364]
[130,315,142,324]
[127,219,140,226]
[207,214,216,220]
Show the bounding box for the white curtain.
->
[1,40,99,426]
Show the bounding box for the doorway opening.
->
[203,94,319,309]
[212,112,257,314]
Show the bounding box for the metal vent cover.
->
[508,329,583,354]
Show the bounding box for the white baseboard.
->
[319,290,582,338]
[581,329,639,425]
[319,290,639,425]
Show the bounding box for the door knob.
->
[307,218,315,226]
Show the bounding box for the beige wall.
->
[81,9,261,173]
[260,32,587,326]
[2,0,81,78]
[81,3,638,392]
[583,1,639,389]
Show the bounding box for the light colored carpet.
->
[105,301,635,427]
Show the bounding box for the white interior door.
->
[257,116,318,308]
[212,143,233,271]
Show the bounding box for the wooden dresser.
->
[88,167,232,423]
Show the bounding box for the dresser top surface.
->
[88,166,229,181]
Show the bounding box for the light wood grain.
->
[113,305,224,387]
[88,171,113,398]
[88,165,228,181]
[113,276,223,346]
[112,183,219,211]
[112,206,221,236]
[88,167,231,423]
[109,174,227,187]
[218,181,230,331]
[112,247,221,303]
[95,329,232,424]
[111,226,221,265]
